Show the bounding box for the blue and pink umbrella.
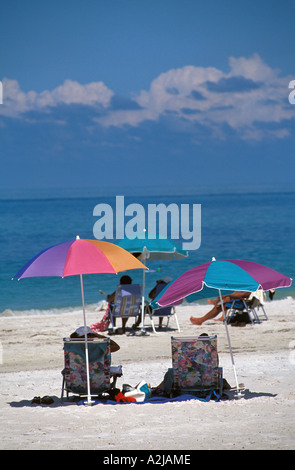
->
[152,258,292,396]
[152,258,292,308]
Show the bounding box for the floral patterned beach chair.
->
[171,335,223,397]
[61,337,122,400]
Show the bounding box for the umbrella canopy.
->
[152,258,292,396]
[14,237,147,279]
[117,236,188,261]
[13,236,147,405]
[152,258,292,308]
[116,234,188,331]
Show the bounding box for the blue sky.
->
[1,0,295,192]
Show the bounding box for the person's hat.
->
[120,275,132,284]
[75,326,93,337]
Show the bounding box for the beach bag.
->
[90,307,110,333]
[228,310,251,324]
[124,381,151,402]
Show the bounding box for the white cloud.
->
[228,53,278,81]
[1,55,294,141]
[97,65,224,127]
[96,55,294,139]
[0,78,114,118]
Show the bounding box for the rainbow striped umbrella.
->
[13,236,147,405]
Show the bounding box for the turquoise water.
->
[1,185,294,315]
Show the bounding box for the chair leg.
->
[174,314,181,332]
[242,300,257,324]
[261,305,268,320]
[249,307,260,324]
[111,373,120,389]
[150,314,157,334]
[226,307,234,324]
[61,376,65,401]
[218,367,223,396]
[109,312,117,333]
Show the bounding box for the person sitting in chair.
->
[147,276,172,328]
[132,276,172,330]
[102,275,133,334]
[190,291,251,326]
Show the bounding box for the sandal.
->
[31,396,41,404]
[230,383,245,391]
[41,396,54,405]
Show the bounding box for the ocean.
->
[1,185,294,316]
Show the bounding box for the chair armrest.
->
[110,365,123,377]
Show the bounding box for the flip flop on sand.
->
[41,396,54,405]
[31,396,41,404]
[230,383,245,392]
[136,331,150,336]
[222,380,246,392]
[31,396,54,405]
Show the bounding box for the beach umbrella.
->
[116,234,188,331]
[151,258,292,396]
[13,236,147,405]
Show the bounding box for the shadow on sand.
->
[8,388,277,408]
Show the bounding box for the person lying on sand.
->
[190,291,251,326]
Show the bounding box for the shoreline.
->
[1,288,295,318]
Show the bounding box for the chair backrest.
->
[152,282,172,316]
[248,296,261,308]
[112,284,142,318]
[226,299,246,310]
[63,338,111,395]
[171,335,219,391]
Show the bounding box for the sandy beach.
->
[1,298,295,451]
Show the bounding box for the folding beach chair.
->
[171,335,223,398]
[109,284,142,331]
[148,282,180,333]
[225,299,256,324]
[61,337,122,401]
[247,295,268,321]
[226,294,268,325]
[148,305,180,333]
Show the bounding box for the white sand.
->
[1,298,295,450]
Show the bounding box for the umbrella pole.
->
[80,274,94,406]
[218,289,243,398]
[140,253,146,332]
